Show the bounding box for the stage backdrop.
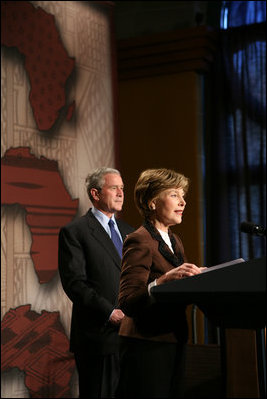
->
[1,1,117,397]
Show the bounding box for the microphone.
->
[240,221,266,237]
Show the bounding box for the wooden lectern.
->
[151,257,266,398]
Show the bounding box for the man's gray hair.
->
[85,167,121,202]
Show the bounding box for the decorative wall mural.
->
[1,305,75,398]
[1,147,79,284]
[1,1,75,131]
[1,1,115,397]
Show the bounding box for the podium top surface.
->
[151,257,266,329]
[151,257,266,298]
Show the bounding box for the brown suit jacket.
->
[118,223,189,344]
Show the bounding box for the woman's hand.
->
[156,263,206,285]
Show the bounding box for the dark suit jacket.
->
[58,208,134,355]
[119,224,189,344]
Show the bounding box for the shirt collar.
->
[91,206,115,227]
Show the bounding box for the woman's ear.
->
[149,200,156,211]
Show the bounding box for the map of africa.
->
[1,147,79,284]
[1,305,75,398]
[1,1,75,131]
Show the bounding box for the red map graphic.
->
[1,147,79,284]
[1,1,75,131]
[1,305,75,398]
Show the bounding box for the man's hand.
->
[109,309,125,325]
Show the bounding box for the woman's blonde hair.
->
[134,168,189,219]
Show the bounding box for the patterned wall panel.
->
[1,1,115,397]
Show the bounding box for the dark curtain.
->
[205,3,266,266]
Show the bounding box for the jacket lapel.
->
[116,219,130,242]
[143,219,184,267]
[87,210,122,268]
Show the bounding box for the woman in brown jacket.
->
[117,168,205,398]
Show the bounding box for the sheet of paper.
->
[201,258,245,274]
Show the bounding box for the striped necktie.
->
[108,219,123,258]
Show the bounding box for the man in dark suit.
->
[58,167,134,398]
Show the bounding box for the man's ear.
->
[91,188,100,201]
